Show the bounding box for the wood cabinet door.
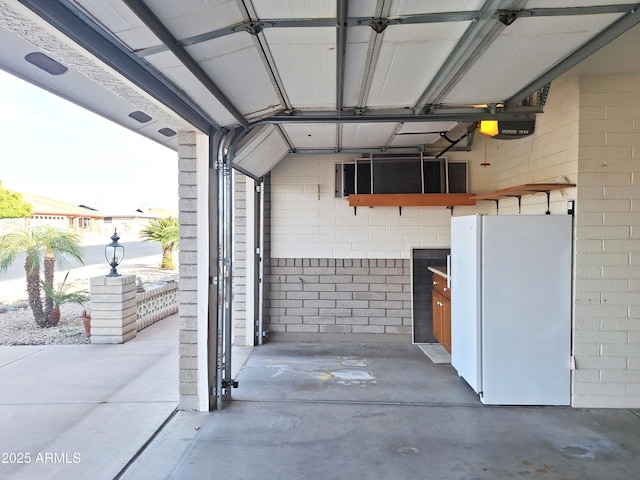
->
[432,290,443,343]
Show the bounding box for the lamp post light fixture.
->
[105,229,125,277]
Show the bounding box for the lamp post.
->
[105,229,125,277]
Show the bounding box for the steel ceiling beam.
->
[336,0,348,114]
[506,3,640,108]
[251,109,535,126]
[122,0,249,129]
[135,5,636,57]
[288,146,473,155]
[17,0,214,133]
[236,0,291,111]
[356,0,391,111]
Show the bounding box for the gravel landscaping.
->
[0,262,177,346]
[0,301,89,346]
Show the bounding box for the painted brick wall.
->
[264,258,411,342]
[572,75,640,408]
[177,132,199,411]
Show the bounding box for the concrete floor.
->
[126,342,640,480]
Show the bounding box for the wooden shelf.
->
[471,183,576,214]
[348,193,476,207]
[471,183,575,201]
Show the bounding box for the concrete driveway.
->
[0,315,178,480]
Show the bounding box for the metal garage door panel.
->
[367,21,470,107]
[282,124,337,149]
[187,37,283,122]
[252,0,335,18]
[443,13,626,104]
[143,50,238,127]
[341,123,399,149]
[388,0,485,15]
[263,27,336,109]
[234,125,290,178]
[142,0,242,40]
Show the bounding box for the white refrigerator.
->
[450,214,572,405]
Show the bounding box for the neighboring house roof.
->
[22,193,105,218]
[104,207,178,220]
[141,207,178,219]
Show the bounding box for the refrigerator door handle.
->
[446,254,451,289]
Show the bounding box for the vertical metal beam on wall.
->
[213,128,239,409]
[257,179,266,345]
[245,176,261,346]
[207,131,221,411]
[223,135,234,398]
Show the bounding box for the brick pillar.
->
[89,275,137,344]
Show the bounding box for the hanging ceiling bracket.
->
[497,10,520,26]
[369,18,389,33]
[243,21,264,35]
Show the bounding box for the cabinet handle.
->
[444,287,448,291]
[433,281,437,285]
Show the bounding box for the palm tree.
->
[140,217,179,270]
[0,226,84,327]
[40,272,87,326]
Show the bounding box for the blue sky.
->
[0,69,179,212]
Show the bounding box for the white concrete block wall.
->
[177,132,199,411]
[232,172,247,345]
[270,154,473,259]
[572,75,640,408]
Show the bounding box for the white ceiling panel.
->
[443,13,626,104]
[342,26,375,107]
[347,0,377,17]
[388,0,485,15]
[252,0,335,19]
[71,0,160,51]
[146,0,242,39]
[234,124,290,177]
[366,21,471,107]
[144,51,238,126]
[341,123,399,149]
[263,27,336,109]
[527,0,637,7]
[398,121,458,133]
[186,37,283,121]
[282,124,336,149]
